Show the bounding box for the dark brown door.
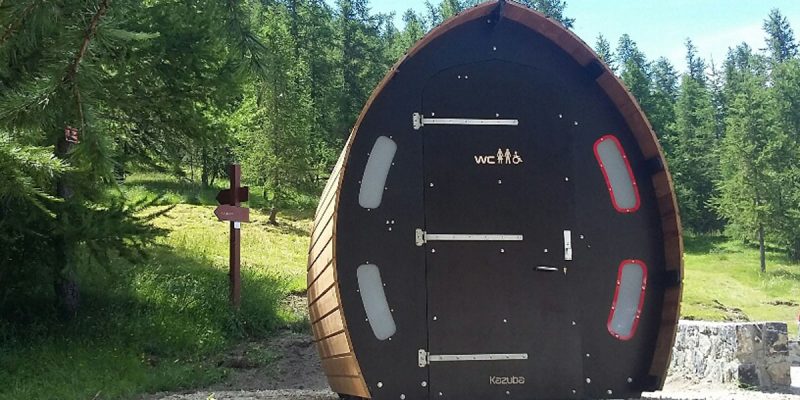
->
[420,60,584,399]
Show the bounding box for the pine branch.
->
[0,0,43,46]
[63,0,111,129]
[65,0,110,84]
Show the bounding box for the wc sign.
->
[474,148,524,165]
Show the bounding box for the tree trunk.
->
[201,146,209,188]
[790,239,800,263]
[268,207,278,225]
[54,137,79,319]
[758,223,766,273]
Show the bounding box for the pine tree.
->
[616,34,655,121]
[0,0,266,316]
[517,0,574,28]
[716,68,782,272]
[438,0,464,21]
[769,59,800,260]
[594,34,615,72]
[685,38,707,85]
[763,9,798,64]
[708,58,727,139]
[336,0,392,137]
[668,44,720,233]
[649,57,678,140]
[388,9,427,60]
[236,1,325,223]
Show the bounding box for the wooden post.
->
[229,164,242,309]
[214,166,249,309]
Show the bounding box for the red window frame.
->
[606,259,648,341]
[593,134,641,213]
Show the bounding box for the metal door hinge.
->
[415,228,425,247]
[413,113,424,130]
[412,112,519,130]
[418,349,429,367]
[418,349,528,367]
[415,228,523,247]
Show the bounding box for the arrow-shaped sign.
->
[214,204,250,222]
[216,186,249,205]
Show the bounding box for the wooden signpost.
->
[215,164,249,309]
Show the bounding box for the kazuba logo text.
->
[489,376,526,385]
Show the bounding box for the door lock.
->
[564,230,573,261]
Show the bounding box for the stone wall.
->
[668,321,791,390]
[790,340,799,366]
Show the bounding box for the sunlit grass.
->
[152,203,311,294]
[681,234,800,336]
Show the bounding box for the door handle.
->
[536,266,558,272]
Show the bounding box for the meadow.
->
[1,173,798,399]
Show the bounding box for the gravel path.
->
[642,389,800,400]
[156,390,337,400]
[155,370,800,400]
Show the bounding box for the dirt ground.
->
[152,327,800,400]
[151,296,800,400]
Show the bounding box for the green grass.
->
[0,174,313,400]
[681,234,800,336]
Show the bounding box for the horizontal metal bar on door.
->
[412,112,518,130]
[430,353,529,362]
[427,233,523,241]
[415,229,523,246]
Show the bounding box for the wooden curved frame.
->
[307,1,683,397]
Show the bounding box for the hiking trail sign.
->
[215,164,249,309]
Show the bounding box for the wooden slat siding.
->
[321,354,362,377]
[308,220,334,264]
[327,376,370,397]
[309,198,335,251]
[307,134,369,396]
[316,331,351,359]
[307,261,335,303]
[649,287,683,382]
[309,289,339,324]
[312,308,346,341]
[313,174,339,231]
[307,259,333,292]
[307,241,334,284]
[314,146,347,219]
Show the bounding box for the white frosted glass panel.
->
[595,136,639,212]
[608,262,646,339]
[357,264,396,340]
[358,136,396,209]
